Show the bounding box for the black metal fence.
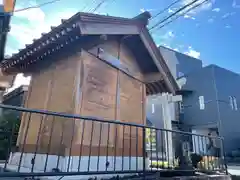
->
[0,104,227,178]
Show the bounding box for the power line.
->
[82,0,99,12]
[14,0,61,13]
[149,0,202,31]
[150,0,182,20]
[91,0,109,13]
[0,0,62,35]
[151,0,209,31]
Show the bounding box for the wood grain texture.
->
[89,40,144,81]
[17,39,146,157]
[118,72,144,156]
[79,51,117,148]
[16,78,33,146]
[17,55,79,154]
[21,69,52,146]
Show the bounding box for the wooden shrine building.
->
[1,12,179,174]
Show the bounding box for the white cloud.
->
[157,30,175,42]
[15,4,45,22]
[6,73,31,93]
[196,23,200,27]
[140,8,155,12]
[167,7,179,14]
[6,1,78,56]
[184,46,200,59]
[212,8,220,12]
[168,31,174,38]
[208,18,214,23]
[183,14,195,19]
[222,13,230,19]
[181,0,215,14]
[168,8,174,13]
[225,25,231,28]
[6,1,78,91]
[222,12,236,19]
[180,0,215,19]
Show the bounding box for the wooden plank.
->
[118,72,144,156]
[79,51,117,150]
[143,72,163,83]
[18,68,52,147]
[45,55,77,151]
[88,40,144,81]
[16,78,33,146]
[17,54,79,154]
[79,22,139,35]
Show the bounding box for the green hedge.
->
[0,113,20,160]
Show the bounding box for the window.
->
[151,103,155,114]
[199,96,205,110]
[229,96,238,110]
[233,97,238,110]
[179,101,184,113]
[229,96,234,110]
[178,72,184,78]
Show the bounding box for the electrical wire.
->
[151,0,209,32]
[82,0,99,12]
[150,0,182,20]
[14,0,61,13]
[0,0,62,36]
[149,0,203,31]
[91,0,111,13]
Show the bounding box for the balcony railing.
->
[0,104,228,179]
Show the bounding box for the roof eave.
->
[0,11,178,95]
[0,12,149,72]
[139,28,179,94]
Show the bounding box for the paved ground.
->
[228,165,240,176]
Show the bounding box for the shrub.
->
[0,113,20,160]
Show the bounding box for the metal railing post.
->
[0,104,228,178]
[221,138,228,175]
[142,127,146,177]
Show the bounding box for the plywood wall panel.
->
[18,39,147,158]
[42,55,78,151]
[90,40,143,81]
[17,54,79,154]
[79,51,117,148]
[18,68,52,148]
[118,72,144,156]
[119,72,143,124]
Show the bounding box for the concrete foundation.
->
[2,152,148,180]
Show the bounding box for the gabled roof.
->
[0,11,179,94]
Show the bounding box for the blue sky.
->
[5,0,240,89]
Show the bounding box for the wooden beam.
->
[78,22,140,35]
[143,72,163,83]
